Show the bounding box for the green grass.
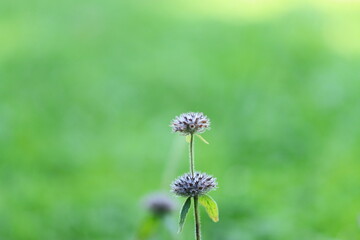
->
[1,0,360,239]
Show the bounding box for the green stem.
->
[189,133,194,177]
[190,134,200,239]
[194,196,201,240]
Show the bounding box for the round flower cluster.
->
[170,112,210,135]
[171,172,217,197]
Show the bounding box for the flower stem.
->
[190,134,201,240]
[189,133,195,177]
[194,196,201,240]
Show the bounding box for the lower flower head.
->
[171,172,218,197]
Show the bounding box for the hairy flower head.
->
[171,172,217,197]
[170,112,210,135]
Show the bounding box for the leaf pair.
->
[186,135,209,144]
[178,195,219,233]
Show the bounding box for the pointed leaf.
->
[178,197,192,233]
[199,194,219,222]
[185,135,191,143]
[196,135,209,144]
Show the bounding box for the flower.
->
[143,193,176,216]
[170,112,210,135]
[171,172,218,197]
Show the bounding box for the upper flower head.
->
[170,112,210,135]
[171,172,218,197]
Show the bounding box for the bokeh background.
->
[1,0,360,239]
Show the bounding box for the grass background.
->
[1,0,360,239]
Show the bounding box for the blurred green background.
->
[1,0,360,239]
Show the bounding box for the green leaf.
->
[199,194,219,222]
[185,135,191,143]
[196,134,209,144]
[178,197,192,233]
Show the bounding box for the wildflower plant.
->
[170,112,219,240]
